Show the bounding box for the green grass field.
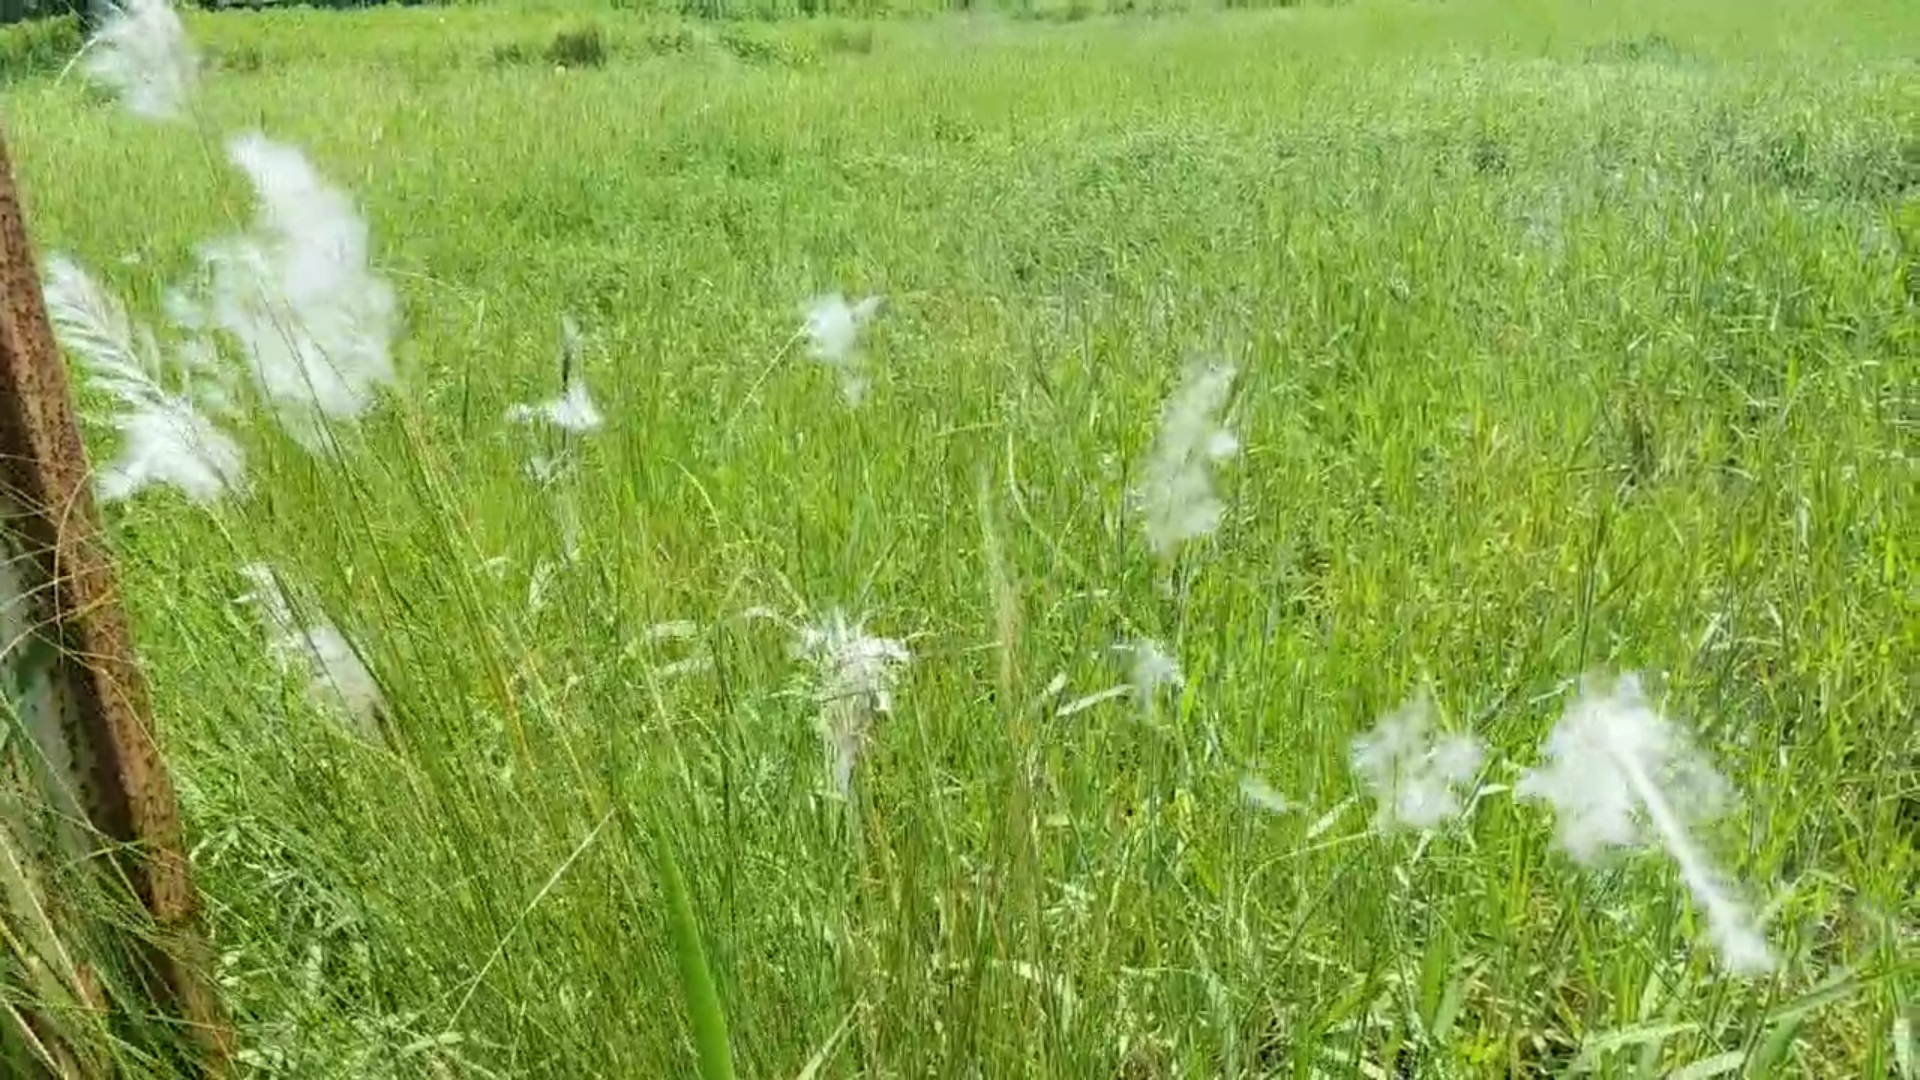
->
[2,0,1916,1075]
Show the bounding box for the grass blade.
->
[651,818,735,1080]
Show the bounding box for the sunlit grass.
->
[3,0,1915,1074]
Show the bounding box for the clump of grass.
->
[816,23,875,55]
[1583,31,1691,64]
[488,39,537,67]
[715,25,814,67]
[641,25,699,55]
[0,14,82,79]
[545,21,608,69]
[201,40,263,74]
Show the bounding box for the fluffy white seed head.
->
[1239,775,1293,815]
[1519,674,1737,860]
[507,314,603,433]
[1133,358,1238,559]
[1123,638,1184,701]
[507,375,602,432]
[792,608,910,796]
[81,0,197,121]
[800,293,883,406]
[43,255,245,504]
[177,135,397,452]
[94,399,245,504]
[1519,673,1774,974]
[237,564,384,735]
[1350,691,1487,832]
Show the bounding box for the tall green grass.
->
[2,0,1915,1074]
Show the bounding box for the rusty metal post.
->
[0,125,230,1072]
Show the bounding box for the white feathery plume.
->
[78,0,197,121]
[654,656,714,681]
[800,293,883,406]
[1351,691,1486,832]
[524,455,566,486]
[525,558,560,613]
[505,372,600,432]
[507,315,602,434]
[236,564,384,735]
[1518,673,1775,974]
[1056,684,1131,718]
[1238,775,1294,815]
[94,400,242,505]
[42,255,244,504]
[176,134,397,453]
[1124,638,1183,701]
[1057,640,1181,718]
[792,608,910,797]
[1132,358,1238,559]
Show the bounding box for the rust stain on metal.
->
[0,125,231,1070]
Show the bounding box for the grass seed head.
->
[81,0,197,121]
[1519,673,1774,974]
[43,255,246,503]
[792,608,910,796]
[237,564,385,735]
[1122,638,1184,701]
[1350,691,1486,832]
[1133,358,1238,559]
[507,315,603,433]
[95,399,246,504]
[178,135,398,452]
[800,293,884,406]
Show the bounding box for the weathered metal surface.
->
[0,124,230,1072]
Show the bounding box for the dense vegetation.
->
[2,0,1914,1075]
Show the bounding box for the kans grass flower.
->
[237,563,385,736]
[174,134,399,454]
[1124,638,1185,701]
[78,0,197,121]
[43,255,245,504]
[507,315,603,434]
[1518,672,1775,974]
[800,292,884,406]
[792,607,910,797]
[1133,358,1238,560]
[1351,691,1487,832]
